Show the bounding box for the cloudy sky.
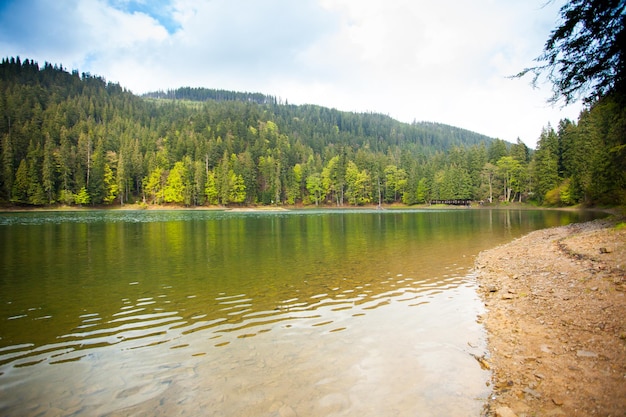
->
[0,0,583,147]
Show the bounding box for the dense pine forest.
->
[0,57,624,208]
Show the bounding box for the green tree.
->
[2,134,14,200]
[144,167,165,204]
[77,131,92,190]
[88,140,106,204]
[11,159,28,203]
[510,138,530,164]
[236,150,257,205]
[322,155,346,206]
[228,170,246,204]
[497,156,522,202]
[480,163,497,203]
[103,164,118,204]
[345,161,372,205]
[75,186,91,206]
[488,139,508,163]
[415,177,429,204]
[217,152,232,205]
[467,143,488,198]
[42,133,56,204]
[533,126,562,204]
[575,97,626,204]
[258,154,281,205]
[163,161,188,204]
[192,159,206,206]
[434,166,472,200]
[26,142,45,205]
[116,152,128,205]
[205,171,219,205]
[383,165,408,203]
[517,0,626,104]
[57,127,73,197]
[509,139,531,201]
[306,172,325,206]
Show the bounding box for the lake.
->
[0,208,599,416]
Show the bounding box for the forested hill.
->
[1,57,623,208]
[0,57,501,207]
[143,87,494,152]
[143,87,278,105]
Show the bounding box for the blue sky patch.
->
[108,0,180,34]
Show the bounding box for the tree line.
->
[1,57,624,208]
[142,87,279,106]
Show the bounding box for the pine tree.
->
[75,187,90,206]
[163,161,188,204]
[103,164,118,204]
[11,159,28,203]
[1,134,14,200]
[42,133,56,203]
[26,141,45,205]
[205,171,219,205]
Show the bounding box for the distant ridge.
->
[143,87,496,150]
[143,87,278,105]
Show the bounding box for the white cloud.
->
[0,0,584,147]
[280,0,583,145]
[78,1,169,47]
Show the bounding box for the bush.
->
[544,179,574,206]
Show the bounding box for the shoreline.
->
[0,201,610,213]
[475,216,626,416]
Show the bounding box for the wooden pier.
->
[429,199,471,206]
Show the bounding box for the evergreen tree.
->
[11,159,28,203]
[163,161,188,204]
[415,177,429,204]
[192,159,206,206]
[217,152,232,205]
[496,156,522,202]
[306,173,324,206]
[532,127,561,204]
[480,163,497,203]
[57,127,73,196]
[42,133,56,203]
[26,142,45,205]
[144,167,165,204]
[345,161,372,205]
[517,0,626,104]
[2,134,14,200]
[75,186,90,206]
[88,139,106,204]
[487,139,508,163]
[228,170,246,204]
[103,164,118,204]
[205,171,219,205]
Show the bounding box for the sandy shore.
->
[475,215,626,416]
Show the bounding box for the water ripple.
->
[0,271,472,373]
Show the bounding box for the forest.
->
[0,56,624,208]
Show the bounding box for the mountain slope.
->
[143,87,496,154]
[1,57,502,207]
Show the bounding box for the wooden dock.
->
[429,199,471,206]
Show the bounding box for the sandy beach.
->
[475,215,626,416]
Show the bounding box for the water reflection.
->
[0,267,469,367]
[0,209,601,416]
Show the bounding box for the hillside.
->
[2,56,622,208]
[143,87,495,154]
[0,57,505,207]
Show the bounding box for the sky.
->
[0,0,584,148]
